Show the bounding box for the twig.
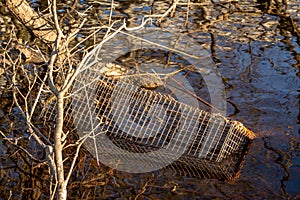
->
[184,0,190,27]
[0,131,45,163]
[64,134,90,185]
[65,18,88,47]
[52,0,65,39]
[108,27,199,59]
[63,22,127,93]
[46,145,58,200]
[11,61,47,148]
[29,74,47,119]
[158,0,180,22]
[108,0,114,26]
[69,25,105,53]
[134,175,154,200]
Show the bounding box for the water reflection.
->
[0,0,299,199]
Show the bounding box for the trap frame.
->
[68,65,254,181]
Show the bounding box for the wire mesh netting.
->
[41,27,255,181]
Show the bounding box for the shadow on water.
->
[0,0,299,199]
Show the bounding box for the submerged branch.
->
[6,0,57,44]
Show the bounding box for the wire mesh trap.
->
[42,27,255,181]
[71,68,254,181]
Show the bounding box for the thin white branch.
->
[69,26,105,53]
[11,63,47,147]
[60,22,126,94]
[52,0,65,39]
[108,0,114,26]
[64,134,89,185]
[159,0,180,22]
[30,71,48,119]
[0,131,46,163]
[66,18,88,48]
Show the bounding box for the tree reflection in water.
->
[0,0,299,199]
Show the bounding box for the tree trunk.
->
[55,92,67,200]
[6,1,74,199]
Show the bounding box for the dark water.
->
[0,0,299,199]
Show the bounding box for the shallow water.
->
[0,0,299,199]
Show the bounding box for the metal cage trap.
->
[42,27,255,181]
